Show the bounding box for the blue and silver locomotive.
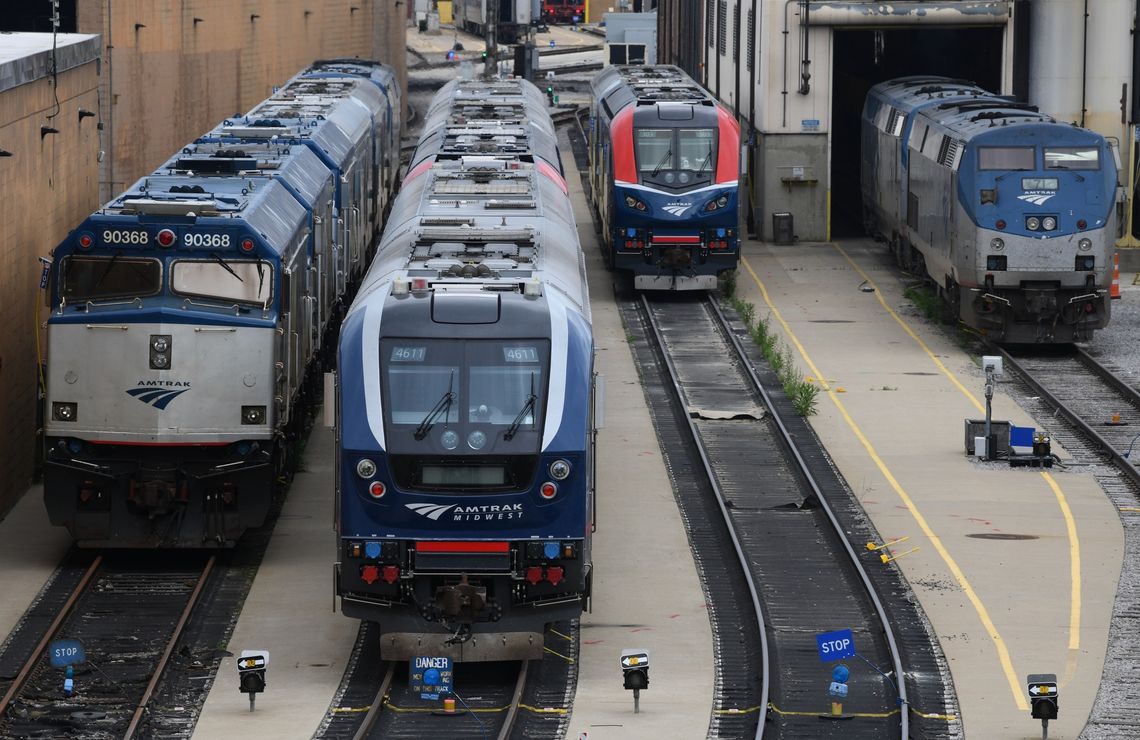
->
[42,60,401,547]
[862,76,1118,343]
[335,77,597,662]
[588,65,741,290]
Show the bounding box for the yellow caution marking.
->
[712,705,762,715]
[767,702,900,719]
[543,645,577,664]
[741,255,1030,712]
[520,704,570,715]
[1121,507,1140,512]
[1041,473,1081,653]
[546,628,574,641]
[384,703,506,714]
[330,705,374,713]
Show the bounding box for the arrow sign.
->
[1030,684,1057,695]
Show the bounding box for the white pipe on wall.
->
[1028,0,1085,124]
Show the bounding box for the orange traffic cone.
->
[1111,251,1121,299]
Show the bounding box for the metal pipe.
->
[1081,0,1088,126]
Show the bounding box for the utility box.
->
[772,212,794,245]
[964,419,1010,457]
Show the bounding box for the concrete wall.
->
[0,2,407,519]
[0,50,101,517]
[755,133,828,242]
[76,0,408,200]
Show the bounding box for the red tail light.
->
[540,482,557,499]
[156,229,177,248]
[526,566,543,584]
[546,566,564,586]
[1077,219,1087,229]
[382,565,400,584]
[996,219,1006,230]
[361,565,380,585]
[369,481,386,498]
[240,238,255,252]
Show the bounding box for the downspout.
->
[782,0,794,127]
[798,0,810,94]
[1080,0,1088,126]
[107,0,114,200]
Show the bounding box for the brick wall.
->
[0,1,408,518]
[0,58,101,517]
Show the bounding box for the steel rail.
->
[707,296,909,738]
[639,294,769,738]
[496,660,530,740]
[351,662,396,740]
[996,345,1140,489]
[123,555,216,740]
[0,554,103,718]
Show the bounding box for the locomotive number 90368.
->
[102,229,149,245]
[184,233,231,248]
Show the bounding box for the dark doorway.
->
[830,27,1004,237]
[1,1,77,32]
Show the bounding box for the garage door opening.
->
[830,27,1004,238]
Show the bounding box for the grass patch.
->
[728,296,819,417]
[903,284,941,323]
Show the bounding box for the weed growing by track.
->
[903,284,941,323]
[728,294,819,416]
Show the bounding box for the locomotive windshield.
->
[61,255,162,302]
[635,127,717,188]
[978,146,1035,170]
[678,129,716,172]
[1045,147,1099,170]
[171,260,273,305]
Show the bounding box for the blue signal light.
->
[626,228,636,237]
[543,541,560,559]
[364,541,382,560]
[68,439,83,454]
[717,228,726,238]
[237,441,251,456]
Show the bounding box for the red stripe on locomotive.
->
[611,107,637,183]
[715,106,740,185]
[538,160,569,195]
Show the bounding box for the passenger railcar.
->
[542,0,584,25]
[42,60,401,547]
[588,65,741,290]
[335,77,597,662]
[862,76,1118,343]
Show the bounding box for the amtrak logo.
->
[1018,192,1055,206]
[125,380,191,410]
[406,502,524,522]
[663,202,693,217]
[406,503,456,521]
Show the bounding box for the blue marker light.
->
[626,227,636,237]
[716,228,726,238]
[68,439,83,454]
[832,664,850,683]
[550,40,556,48]
[64,665,74,697]
[364,541,382,560]
[543,541,560,559]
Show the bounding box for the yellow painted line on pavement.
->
[741,255,1029,711]
[827,244,1084,657]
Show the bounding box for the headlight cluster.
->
[624,195,647,211]
[1025,216,1057,232]
[704,195,729,212]
[150,334,172,370]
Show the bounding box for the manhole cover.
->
[966,533,1039,540]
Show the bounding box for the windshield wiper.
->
[697,146,714,173]
[256,260,265,297]
[651,148,673,177]
[209,252,243,282]
[503,373,538,441]
[93,250,122,290]
[414,371,455,440]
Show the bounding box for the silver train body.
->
[43,60,401,547]
[862,77,1118,343]
[335,77,596,661]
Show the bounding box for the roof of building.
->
[0,32,100,94]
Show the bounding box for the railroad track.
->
[0,553,214,739]
[317,621,577,740]
[629,293,912,738]
[993,345,1140,739]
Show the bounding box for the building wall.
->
[0,2,407,519]
[0,57,101,517]
[76,0,408,200]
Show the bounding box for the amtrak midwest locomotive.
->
[43,60,401,547]
[862,76,1118,343]
[335,77,596,662]
[588,65,741,290]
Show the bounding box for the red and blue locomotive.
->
[588,65,741,290]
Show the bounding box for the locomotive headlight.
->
[149,334,172,370]
[1078,238,1093,251]
[1042,216,1057,231]
[467,430,487,450]
[549,459,571,480]
[241,405,266,425]
[990,238,1004,251]
[716,195,728,208]
[1026,216,1041,231]
[440,429,459,450]
[625,195,638,208]
[356,458,377,479]
[52,402,78,422]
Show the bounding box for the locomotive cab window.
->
[1045,147,1100,170]
[171,260,273,305]
[635,129,674,172]
[678,129,716,173]
[61,255,162,302]
[978,146,1035,171]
